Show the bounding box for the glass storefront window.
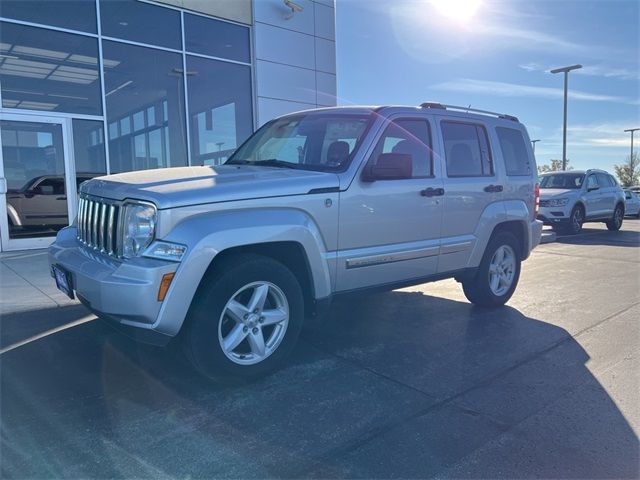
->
[103,41,187,173]
[0,22,102,115]
[0,0,97,33]
[184,13,250,63]
[72,119,106,181]
[1,120,69,239]
[100,0,181,50]
[187,56,253,166]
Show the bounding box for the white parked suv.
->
[624,189,640,218]
[49,103,543,379]
[538,169,625,234]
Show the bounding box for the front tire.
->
[606,204,624,231]
[566,205,584,235]
[462,232,521,308]
[183,254,304,381]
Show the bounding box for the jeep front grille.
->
[539,199,550,207]
[77,196,120,255]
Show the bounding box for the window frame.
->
[366,116,435,180]
[441,120,495,178]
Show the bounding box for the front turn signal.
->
[158,272,175,301]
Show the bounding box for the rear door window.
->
[496,127,531,176]
[441,121,493,177]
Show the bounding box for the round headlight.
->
[121,202,156,258]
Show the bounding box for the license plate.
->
[52,264,74,299]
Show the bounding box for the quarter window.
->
[368,119,433,178]
[496,127,531,176]
[442,121,493,177]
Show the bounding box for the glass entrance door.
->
[0,114,76,251]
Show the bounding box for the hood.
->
[81,165,340,209]
[539,188,578,200]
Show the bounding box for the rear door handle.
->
[484,184,503,193]
[420,187,445,197]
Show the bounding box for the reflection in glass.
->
[72,119,106,194]
[0,0,97,33]
[187,56,253,166]
[1,121,69,239]
[184,13,250,63]
[103,41,187,173]
[100,0,181,50]
[0,22,102,115]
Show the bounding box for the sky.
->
[334,0,640,172]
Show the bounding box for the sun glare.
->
[430,0,482,24]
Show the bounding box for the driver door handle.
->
[420,187,445,197]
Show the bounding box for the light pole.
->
[550,64,582,171]
[624,128,639,161]
[531,139,540,153]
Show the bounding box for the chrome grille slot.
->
[106,205,116,255]
[76,196,120,256]
[77,198,85,240]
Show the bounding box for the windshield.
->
[227,113,372,171]
[540,172,585,189]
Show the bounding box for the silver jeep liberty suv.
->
[49,103,543,379]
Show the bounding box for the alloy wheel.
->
[218,281,289,365]
[488,245,516,296]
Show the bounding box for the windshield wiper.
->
[226,159,298,169]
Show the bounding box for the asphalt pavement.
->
[1,221,639,479]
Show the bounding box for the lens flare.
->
[430,0,482,24]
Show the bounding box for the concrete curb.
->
[540,231,557,244]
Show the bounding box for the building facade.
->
[0,0,337,251]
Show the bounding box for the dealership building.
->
[0,0,337,251]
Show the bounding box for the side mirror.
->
[363,153,413,182]
[587,185,599,192]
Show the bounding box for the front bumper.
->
[538,205,571,225]
[48,226,178,345]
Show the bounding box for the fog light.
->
[158,272,175,301]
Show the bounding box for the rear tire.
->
[183,254,304,381]
[462,231,522,308]
[606,204,624,231]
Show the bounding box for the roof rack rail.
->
[419,102,446,109]
[419,103,519,122]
